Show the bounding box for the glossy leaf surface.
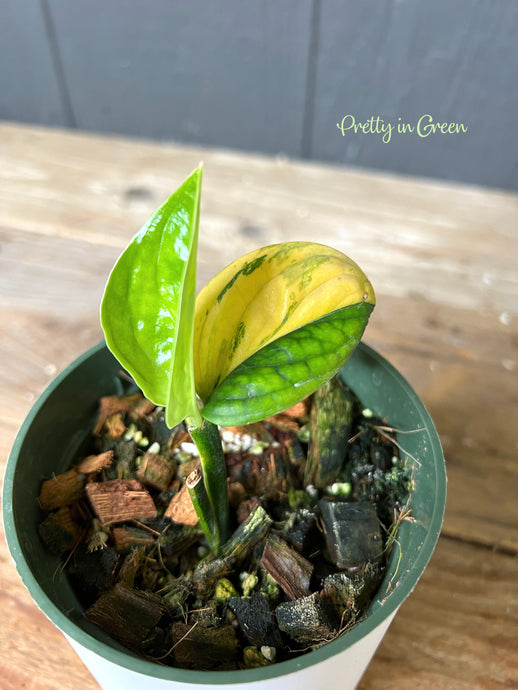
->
[194,242,375,401]
[201,302,374,426]
[101,167,202,428]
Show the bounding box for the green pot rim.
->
[3,340,446,684]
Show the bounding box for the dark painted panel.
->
[47,0,313,156]
[0,1,69,126]
[311,0,518,190]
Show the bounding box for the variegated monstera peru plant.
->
[101,167,375,553]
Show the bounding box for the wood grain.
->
[359,537,518,689]
[0,123,517,688]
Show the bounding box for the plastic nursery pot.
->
[3,341,446,690]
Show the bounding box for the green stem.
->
[187,418,230,552]
[186,468,217,552]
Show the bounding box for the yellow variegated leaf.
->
[194,241,375,401]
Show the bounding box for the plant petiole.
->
[187,418,230,552]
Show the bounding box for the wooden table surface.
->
[0,122,517,689]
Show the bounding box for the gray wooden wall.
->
[2,0,517,191]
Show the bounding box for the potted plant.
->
[3,168,446,690]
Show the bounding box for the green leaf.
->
[193,242,375,402]
[201,302,374,426]
[100,167,202,428]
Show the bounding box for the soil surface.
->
[38,375,410,671]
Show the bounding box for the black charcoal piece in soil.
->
[67,544,120,606]
[229,592,284,648]
[304,377,356,489]
[85,582,164,649]
[281,508,320,557]
[171,622,239,670]
[319,500,383,569]
[275,592,339,644]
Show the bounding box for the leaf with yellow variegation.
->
[194,242,375,403]
[201,301,374,426]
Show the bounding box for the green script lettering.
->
[417,114,434,138]
[337,115,356,135]
[398,122,414,134]
[382,122,394,143]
